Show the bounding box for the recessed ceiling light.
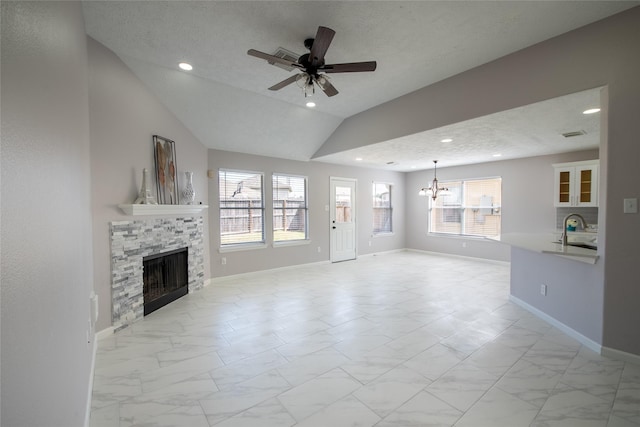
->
[441,138,453,143]
[493,153,502,157]
[306,102,316,108]
[583,108,600,115]
[355,157,363,161]
[178,62,193,71]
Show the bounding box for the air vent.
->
[562,130,587,138]
[270,47,300,72]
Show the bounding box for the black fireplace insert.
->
[143,247,188,315]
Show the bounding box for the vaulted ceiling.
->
[82,1,637,169]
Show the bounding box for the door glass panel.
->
[559,171,570,203]
[335,186,352,223]
[580,169,592,203]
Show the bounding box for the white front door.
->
[330,177,357,262]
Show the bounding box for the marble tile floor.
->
[90,251,640,427]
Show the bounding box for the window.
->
[373,182,393,234]
[272,174,308,242]
[219,169,265,246]
[429,177,501,238]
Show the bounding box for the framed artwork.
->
[152,135,179,204]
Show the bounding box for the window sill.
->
[373,232,394,237]
[219,243,268,253]
[273,239,311,248]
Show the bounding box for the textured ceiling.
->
[82,1,635,166]
[314,87,603,171]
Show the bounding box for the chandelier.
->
[418,160,452,200]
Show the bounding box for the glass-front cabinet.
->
[553,160,599,207]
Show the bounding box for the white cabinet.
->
[553,160,599,207]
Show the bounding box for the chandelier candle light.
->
[418,160,452,200]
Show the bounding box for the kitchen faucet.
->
[562,213,588,246]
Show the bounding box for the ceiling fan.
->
[247,26,377,98]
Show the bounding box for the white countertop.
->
[491,232,599,264]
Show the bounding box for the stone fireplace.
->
[110,216,204,331]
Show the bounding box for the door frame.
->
[329,177,357,263]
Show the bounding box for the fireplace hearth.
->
[143,248,188,315]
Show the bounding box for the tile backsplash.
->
[556,207,598,230]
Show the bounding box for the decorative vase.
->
[133,168,157,204]
[181,171,195,205]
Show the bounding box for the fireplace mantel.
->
[118,204,208,216]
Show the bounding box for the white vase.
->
[181,171,195,205]
[133,168,157,204]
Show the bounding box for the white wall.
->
[208,150,405,277]
[406,150,599,261]
[1,2,94,425]
[87,37,210,332]
[316,7,640,356]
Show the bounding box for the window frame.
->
[428,176,502,238]
[218,168,266,251]
[372,181,393,235]
[272,173,310,246]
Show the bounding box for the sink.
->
[566,242,597,250]
[553,240,597,250]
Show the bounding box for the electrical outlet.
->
[221,257,227,265]
[317,246,321,253]
[368,240,372,247]
[540,284,547,296]
[462,242,467,248]
[624,198,638,214]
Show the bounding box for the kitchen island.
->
[491,231,604,353]
[491,232,598,264]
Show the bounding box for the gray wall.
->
[317,7,640,356]
[208,150,406,277]
[88,37,211,332]
[510,247,603,344]
[406,150,599,261]
[1,2,94,425]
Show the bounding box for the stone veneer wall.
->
[110,216,204,331]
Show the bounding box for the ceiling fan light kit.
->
[248,26,377,98]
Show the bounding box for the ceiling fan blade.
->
[318,78,339,97]
[247,49,302,69]
[268,74,299,91]
[309,26,335,67]
[321,61,377,73]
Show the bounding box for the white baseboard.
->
[207,259,331,283]
[96,326,115,341]
[84,339,98,427]
[407,248,511,266]
[358,248,406,258]
[206,249,507,285]
[509,295,602,354]
[85,326,115,425]
[602,346,640,366]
